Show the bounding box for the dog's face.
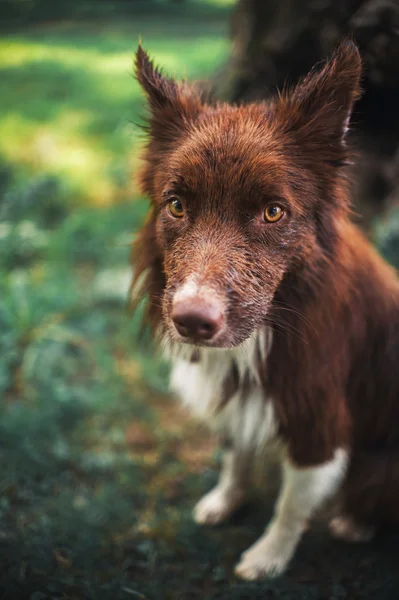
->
[133,42,361,348]
[147,113,308,348]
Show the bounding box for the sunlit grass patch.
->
[0,18,229,205]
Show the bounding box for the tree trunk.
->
[213,0,399,228]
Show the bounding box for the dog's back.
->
[263,217,399,524]
[344,228,399,525]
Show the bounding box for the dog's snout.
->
[172,298,223,341]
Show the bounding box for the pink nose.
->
[171,298,223,341]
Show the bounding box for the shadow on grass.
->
[2,0,235,31]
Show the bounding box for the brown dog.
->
[131,41,399,580]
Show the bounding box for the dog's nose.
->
[171,298,223,340]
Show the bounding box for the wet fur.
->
[131,41,399,575]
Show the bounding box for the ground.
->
[1,6,399,600]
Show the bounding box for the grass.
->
[1,4,399,599]
[0,13,229,205]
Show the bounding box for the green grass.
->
[1,6,399,599]
[0,9,235,599]
[0,15,229,205]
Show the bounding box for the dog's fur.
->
[130,41,399,579]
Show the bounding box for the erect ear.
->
[279,40,362,161]
[135,45,202,144]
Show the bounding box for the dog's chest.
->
[169,330,278,450]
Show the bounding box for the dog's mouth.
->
[167,317,227,347]
[166,312,255,350]
[171,331,229,348]
[165,279,267,349]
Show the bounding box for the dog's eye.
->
[168,198,184,218]
[264,204,284,223]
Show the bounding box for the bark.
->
[213,0,399,226]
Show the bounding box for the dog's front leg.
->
[194,445,251,525]
[235,448,348,580]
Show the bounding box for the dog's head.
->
[131,41,361,348]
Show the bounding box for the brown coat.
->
[131,41,399,526]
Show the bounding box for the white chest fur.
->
[169,329,278,451]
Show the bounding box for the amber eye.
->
[264,204,284,223]
[168,198,184,218]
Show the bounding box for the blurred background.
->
[1,1,399,598]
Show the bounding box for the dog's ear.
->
[279,40,362,160]
[135,45,202,145]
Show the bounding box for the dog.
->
[130,40,399,580]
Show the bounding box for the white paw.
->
[193,487,245,525]
[329,516,375,543]
[234,534,293,580]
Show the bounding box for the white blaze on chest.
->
[169,329,278,451]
